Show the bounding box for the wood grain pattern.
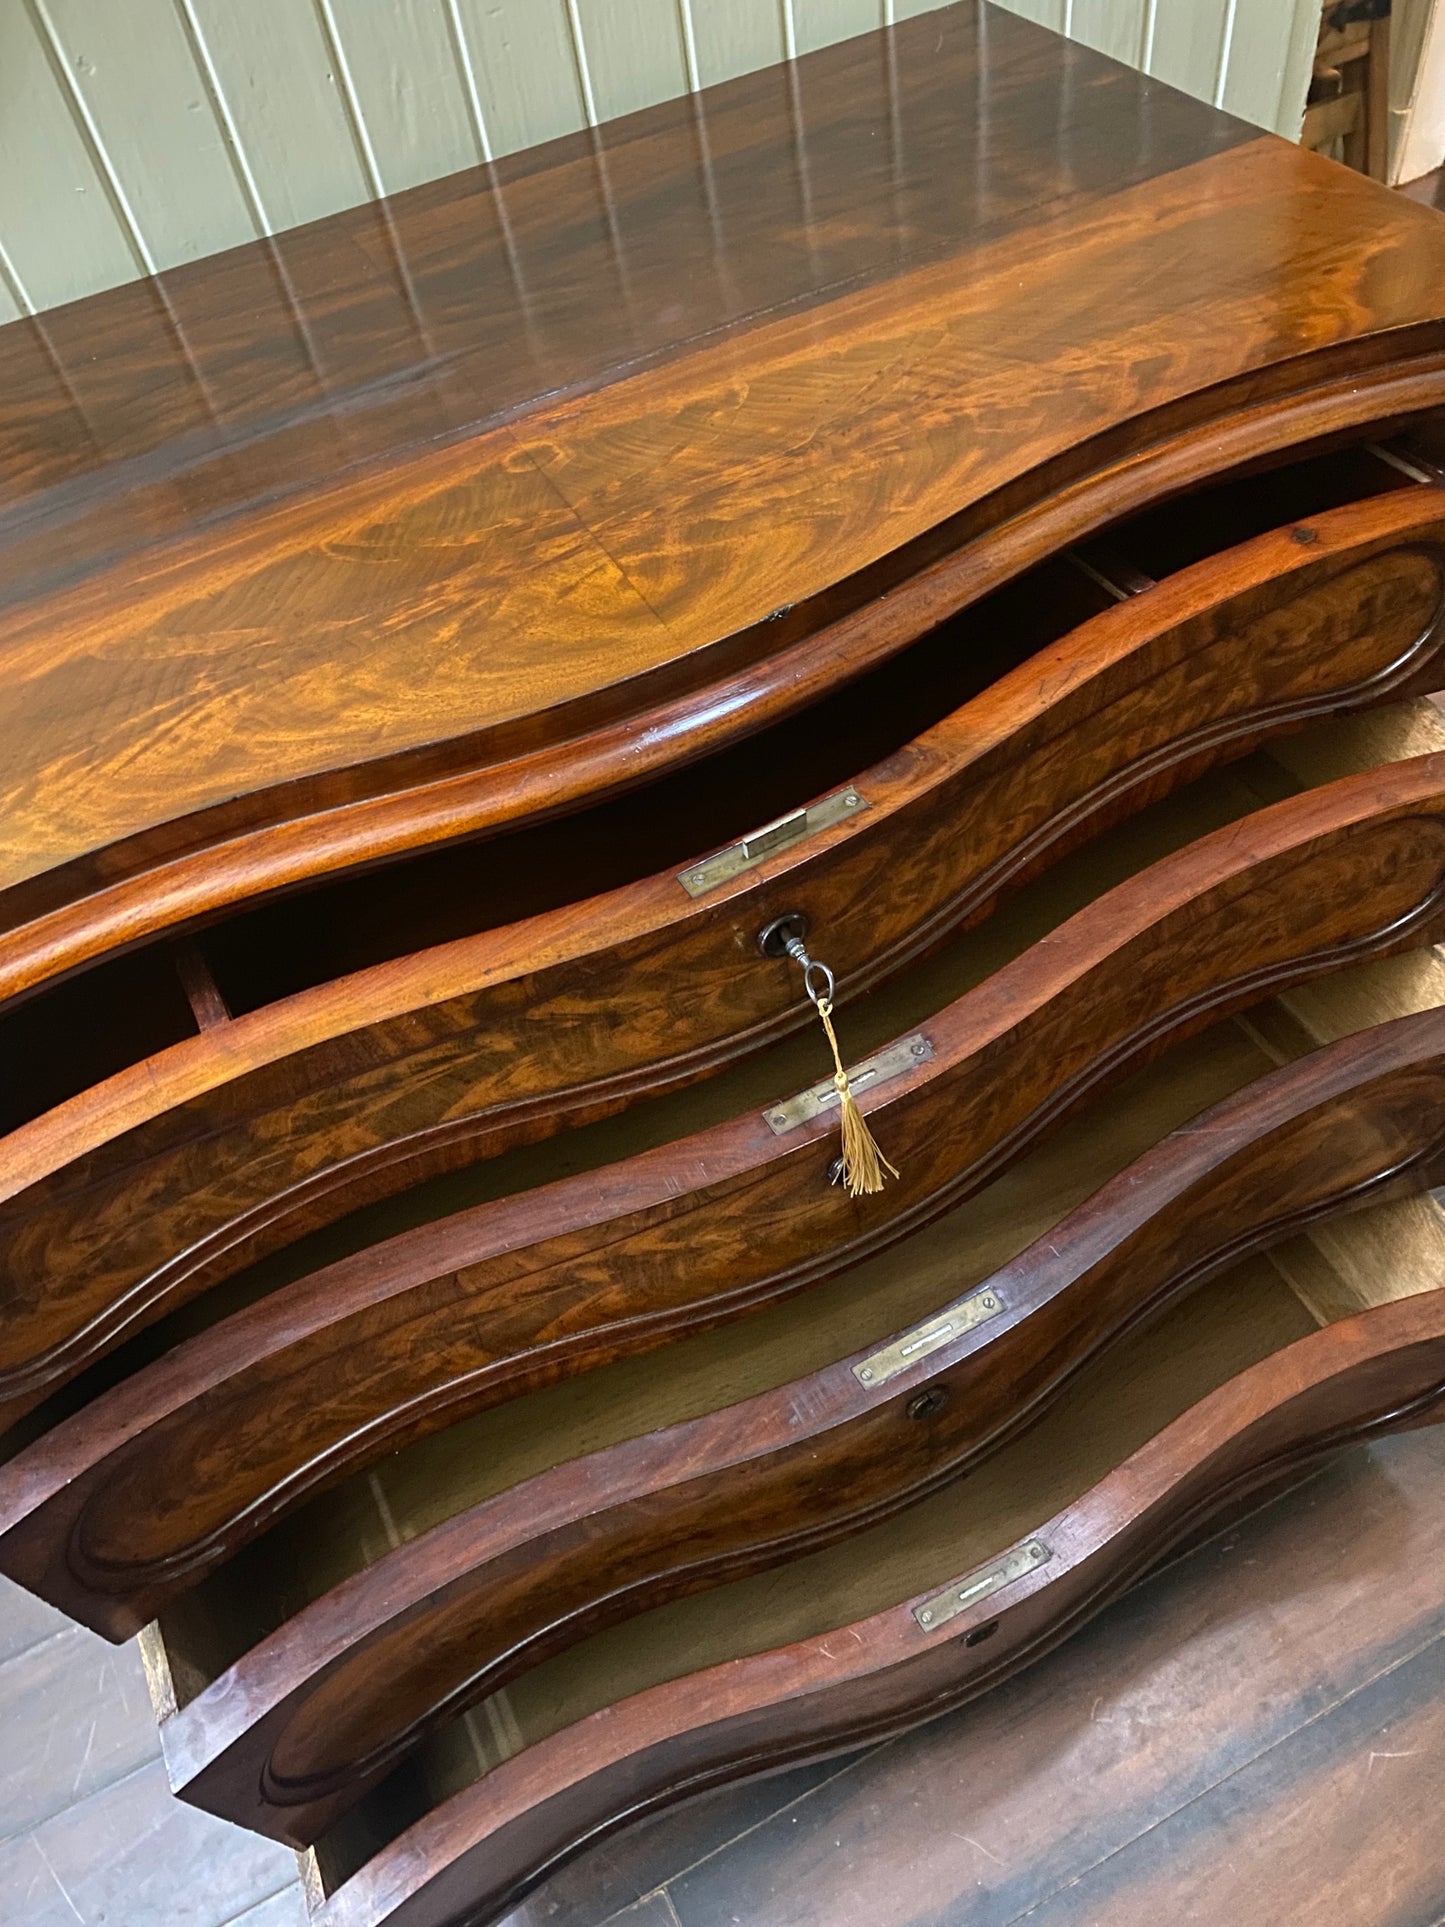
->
[7,753,1445,1636]
[309,1289,1445,1927]
[0,4,1245,589]
[3,6,1445,1000]
[4,487,1441,1427]
[164,1007,1445,1845]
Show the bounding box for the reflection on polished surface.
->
[2,2,1445,987]
[0,4,1250,589]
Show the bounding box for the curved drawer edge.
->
[3,487,1444,1425]
[3,345,1444,1008]
[164,1006,1445,1845]
[5,755,1445,1633]
[310,1290,1445,1927]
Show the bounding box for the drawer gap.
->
[0,947,199,1136]
[1101,438,1411,581]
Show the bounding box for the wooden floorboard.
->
[1011,1634,1445,1926]
[0,1577,304,1926]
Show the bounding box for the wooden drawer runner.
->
[1,450,1442,1429]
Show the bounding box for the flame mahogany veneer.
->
[7,755,1445,1639]
[8,10,1445,1924]
[7,3,1445,1449]
[166,1007,1445,1844]
[6,1,1445,1002]
[3,487,1444,1429]
[307,1290,1445,1927]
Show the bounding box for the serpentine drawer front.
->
[2,457,1443,1429]
[6,8,1445,1927]
[161,1007,1445,1845]
[305,1290,1445,1927]
[8,747,1445,1634]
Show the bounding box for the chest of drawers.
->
[6,8,1445,1924]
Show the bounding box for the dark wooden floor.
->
[3,1388,1445,1925]
[0,1578,303,1925]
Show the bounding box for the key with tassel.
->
[759,914,899,1197]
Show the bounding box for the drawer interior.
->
[5,696,1373,1460]
[104,620,1445,1909]
[1087,436,1407,582]
[0,429,1430,1139]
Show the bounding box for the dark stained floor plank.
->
[496,1755,868,1927]
[0,1624,158,1841]
[0,1758,298,1927]
[1010,1634,1445,1927]
[0,1572,305,1927]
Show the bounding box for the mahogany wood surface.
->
[4,486,1443,1429]
[166,1007,1445,1845]
[7,754,1445,1637]
[310,1290,1445,1927]
[5,7,1445,1001]
[0,4,1255,608]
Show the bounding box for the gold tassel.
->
[814,996,899,1197]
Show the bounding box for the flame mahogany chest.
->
[6,7,1445,1923]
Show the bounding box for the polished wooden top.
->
[3,1,1445,981]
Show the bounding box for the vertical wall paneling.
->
[991,1,1067,32]
[575,0,690,123]
[676,0,703,90]
[1392,0,1443,180]
[36,0,257,274]
[1069,0,1147,63]
[1145,0,1232,104]
[316,0,481,197]
[0,242,26,323]
[1220,0,1305,134]
[1214,0,1240,105]
[1397,0,1445,183]
[457,0,588,157]
[0,4,138,309]
[186,0,368,234]
[688,0,788,83]
[0,1,1338,320]
[23,0,155,275]
[793,0,886,58]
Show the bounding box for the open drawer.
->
[297,1280,1445,1927]
[1,436,1444,1429]
[160,1002,1445,1849]
[7,695,1445,1627]
[126,959,1445,1917]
